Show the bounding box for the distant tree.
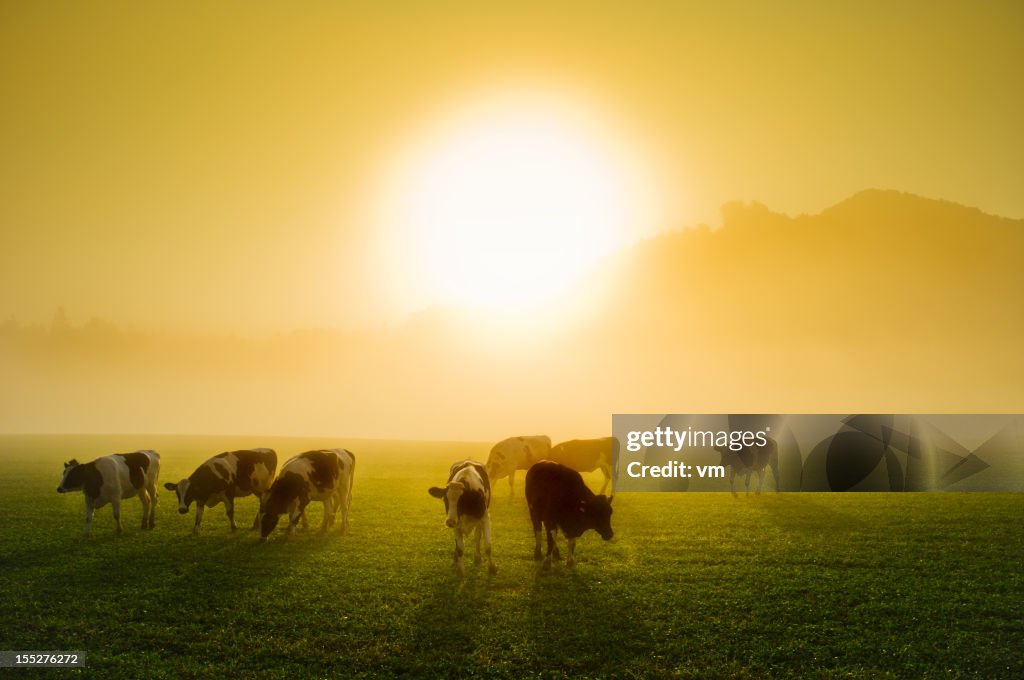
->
[50,307,71,337]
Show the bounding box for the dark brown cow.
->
[525,460,613,570]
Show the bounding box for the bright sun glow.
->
[380,92,655,308]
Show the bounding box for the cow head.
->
[259,509,281,539]
[428,480,487,528]
[580,494,614,540]
[163,479,194,513]
[484,450,506,481]
[56,459,80,493]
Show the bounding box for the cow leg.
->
[83,497,94,538]
[771,459,781,493]
[453,528,465,577]
[531,510,544,560]
[744,472,752,495]
[474,523,483,565]
[343,487,352,534]
[147,483,157,528]
[542,523,559,570]
[508,470,515,495]
[337,487,350,535]
[566,537,577,568]
[139,489,151,530]
[252,497,262,530]
[729,468,738,497]
[484,514,496,575]
[226,496,237,532]
[320,496,335,534]
[112,498,124,534]
[193,503,205,535]
[599,465,611,495]
[287,500,304,537]
[755,469,765,495]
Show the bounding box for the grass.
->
[0,434,1021,679]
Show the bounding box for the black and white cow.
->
[525,460,614,569]
[428,459,497,577]
[163,448,277,534]
[259,449,355,540]
[714,437,779,496]
[56,450,161,537]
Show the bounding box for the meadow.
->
[0,435,1021,679]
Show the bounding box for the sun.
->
[380,92,653,309]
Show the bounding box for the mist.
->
[3,191,1021,441]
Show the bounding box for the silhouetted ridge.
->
[820,189,996,225]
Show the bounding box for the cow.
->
[428,459,496,577]
[259,449,355,540]
[547,437,618,494]
[714,436,779,496]
[525,460,613,570]
[163,448,277,534]
[485,435,551,495]
[56,450,161,537]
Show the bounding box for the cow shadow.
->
[12,517,331,652]
[523,565,644,674]
[406,564,494,671]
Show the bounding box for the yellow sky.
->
[1,1,1021,331]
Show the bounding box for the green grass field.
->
[0,435,1021,679]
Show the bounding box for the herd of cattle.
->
[56,447,356,541]
[54,434,775,574]
[54,436,619,573]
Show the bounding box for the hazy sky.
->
[2,1,1021,331]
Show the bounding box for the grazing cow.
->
[163,448,277,534]
[428,460,496,577]
[547,437,619,494]
[525,460,613,569]
[259,449,355,540]
[485,435,551,495]
[56,450,161,537]
[714,437,779,496]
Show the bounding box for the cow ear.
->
[65,459,78,468]
[164,482,178,491]
[428,486,446,499]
